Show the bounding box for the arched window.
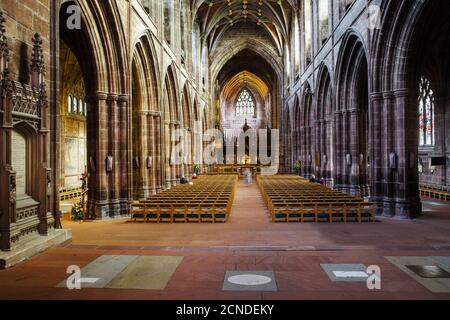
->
[236,89,255,118]
[163,0,173,44]
[304,0,312,64]
[73,97,78,113]
[79,99,83,115]
[68,96,72,113]
[318,0,329,44]
[418,76,435,146]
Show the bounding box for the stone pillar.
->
[333,112,341,188]
[87,92,110,219]
[139,111,149,199]
[342,111,350,193]
[107,94,121,214]
[148,113,156,195]
[370,93,384,216]
[154,113,163,192]
[393,89,421,218]
[119,95,131,215]
[349,109,361,197]
[164,120,172,188]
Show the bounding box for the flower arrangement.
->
[294,160,302,174]
[71,198,85,222]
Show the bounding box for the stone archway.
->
[335,32,370,198]
[58,1,131,219]
[369,0,450,218]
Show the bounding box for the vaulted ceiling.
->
[192,0,296,53]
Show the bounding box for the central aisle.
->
[228,179,269,225]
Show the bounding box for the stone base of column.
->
[88,199,131,219]
[370,196,422,219]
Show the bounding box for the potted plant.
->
[294,160,302,175]
[71,198,85,223]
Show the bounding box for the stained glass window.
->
[304,0,312,63]
[73,97,78,114]
[68,96,72,113]
[418,76,435,146]
[236,89,255,118]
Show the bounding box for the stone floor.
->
[1,180,450,300]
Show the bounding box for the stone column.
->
[393,89,421,218]
[333,112,341,188]
[343,111,351,193]
[349,109,361,197]
[87,92,110,219]
[118,95,131,215]
[381,92,395,217]
[107,94,120,215]
[370,93,384,216]
[148,113,156,195]
[164,120,172,188]
[154,113,163,192]
[139,110,149,199]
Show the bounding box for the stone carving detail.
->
[9,175,16,203]
[106,155,113,172]
[11,82,40,116]
[0,21,49,251]
[31,33,45,74]
[16,207,38,221]
[11,225,39,243]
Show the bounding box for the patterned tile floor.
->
[1,181,450,300]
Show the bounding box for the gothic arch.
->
[210,39,283,85]
[59,1,132,218]
[369,0,450,217]
[130,34,161,198]
[132,33,160,112]
[334,31,369,196]
[315,64,333,182]
[301,83,314,177]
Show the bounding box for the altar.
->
[216,164,271,176]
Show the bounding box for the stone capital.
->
[91,91,108,101]
[393,89,410,98]
[107,94,119,101]
[118,94,129,103]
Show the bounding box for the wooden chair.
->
[159,205,173,223]
[173,205,187,223]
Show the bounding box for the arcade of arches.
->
[1,0,450,299]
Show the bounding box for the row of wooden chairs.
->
[59,188,82,201]
[420,186,450,201]
[131,175,238,223]
[130,203,230,223]
[257,175,376,223]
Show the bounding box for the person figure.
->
[180,176,188,184]
[245,169,252,186]
[309,175,316,183]
[319,177,326,185]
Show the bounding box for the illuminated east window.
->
[418,76,435,146]
[236,89,255,118]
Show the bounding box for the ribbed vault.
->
[193,0,295,52]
